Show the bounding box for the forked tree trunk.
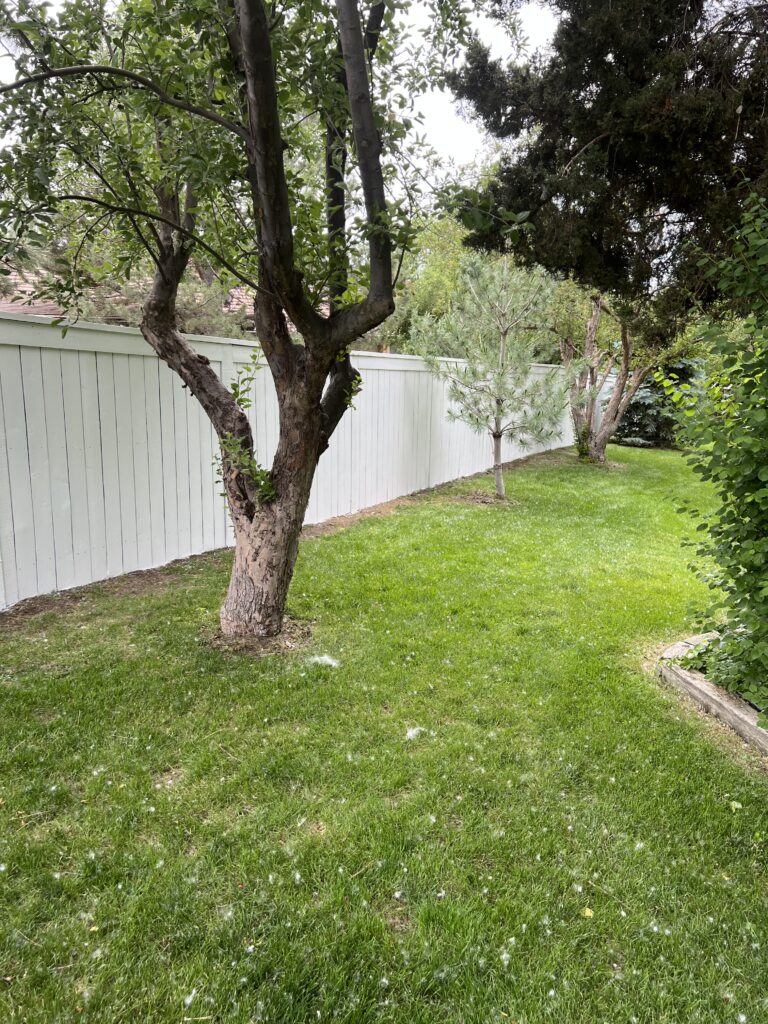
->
[585,325,652,464]
[586,371,650,464]
[134,0,393,641]
[560,308,651,465]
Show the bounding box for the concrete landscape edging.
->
[657,634,768,756]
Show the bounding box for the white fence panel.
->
[0,312,574,609]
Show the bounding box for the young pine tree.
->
[412,258,565,498]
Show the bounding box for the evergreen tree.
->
[411,257,565,497]
[450,0,767,312]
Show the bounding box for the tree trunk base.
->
[220,560,292,638]
[220,504,306,639]
[212,615,313,654]
[220,609,284,639]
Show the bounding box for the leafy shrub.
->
[668,196,768,712]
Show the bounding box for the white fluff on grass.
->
[405,727,426,741]
[307,655,340,668]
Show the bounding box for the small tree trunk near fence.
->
[492,428,505,498]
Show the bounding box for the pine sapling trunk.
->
[492,426,505,498]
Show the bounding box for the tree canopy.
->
[449,0,768,325]
[0,0,468,310]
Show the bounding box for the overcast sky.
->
[413,3,557,166]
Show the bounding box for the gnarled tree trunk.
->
[142,0,393,640]
[220,387,321,637]
[560,301,651,463]
[586,324,651,463]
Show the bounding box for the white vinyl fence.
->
[0,311,574,609]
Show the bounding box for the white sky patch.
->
[410,3,557,165]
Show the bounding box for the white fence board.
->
[0,345,33,604]
[158,363,180,563]
[60,349,91,587]
[0,365,15,608]
[143,358,166,568]
[172,369,192,559]
[95,351,124,580]
[79,351,108,584]
[113,353,138,573]
[20,347,58,596]
[0,312,576,609]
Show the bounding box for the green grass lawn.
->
[2,445,767,1024]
